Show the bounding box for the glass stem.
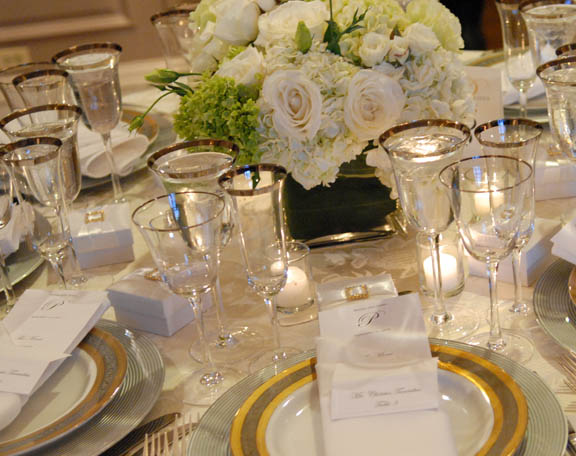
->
[511,248,527,313]
[51,258,68,289]
[0,254,15,313]
[187,293,216,371]
[427,233,451,325]
[212,254,234,345]
[487,260,505,351]
[518,89,528,119]
[264,296,282,351]
[101,132,125,204]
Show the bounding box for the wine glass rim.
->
[474,118,544,148]
[0,136,62,166]
[218,163,287,196]
[0,61,55,83]
[51,42,122,67]
[147,139,238,179]
[379,119,471,159]
[132,191,225,233]
[537,56,576,84]
[439,155,533,193]
[0,104,82,130]
[520,0,576,16]
[556,43,576,57]
[12,69,69,87]
[150,8,196,23]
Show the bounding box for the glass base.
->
[181,365,245,406]
[189,326,265,364]
[423,304,479,340]
[498,299,533,331]
[249,346,302,373]
[466,330,535,364]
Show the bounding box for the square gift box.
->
[69,203,134,269]
[108,268,195,337]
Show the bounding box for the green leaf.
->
[295,21,312,54]
[323,20,342,55]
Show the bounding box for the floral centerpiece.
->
[136,0,475,239]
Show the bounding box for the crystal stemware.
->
[132,191,244,406]
[474,118,543,318]
[219,164,300,373]
[12,69,75,108]
[0,62,58,112]
[150,8,196,73]
[0,160,16,315]
[379,119,478,339]
[439,155,534,362]
[147,139,263,364]
[556,43,576,57]
[495,0,537,117]
[52,42,125,203]
[2,137,73,288]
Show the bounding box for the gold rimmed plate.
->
[568,266,576,306]
[230,345,528,456]
[0,328,127,455]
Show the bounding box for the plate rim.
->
[568,266,576,307]
[0,327,127,455]
[230,344,528,456]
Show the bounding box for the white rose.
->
[358,32,391,68]
[213,0,260,45]
[216,47,264,86]
[344,70,406,141]
[257,0,276,12]
[255,1,328,46]
[262,70,322,142]
[404,23,440,56]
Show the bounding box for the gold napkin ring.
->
[345,284,369,301]
[85,210,105,224]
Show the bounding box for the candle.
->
[474,191,504,216]
[423,253,459,292]
[276,266,311,310]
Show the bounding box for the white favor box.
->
[535,157,576,201]
[70,203,134,269]
[467,218,560,286]
[108,269,195,336]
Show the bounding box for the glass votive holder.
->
[416,226,465,299]
[276,241,317,326]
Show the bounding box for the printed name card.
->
[318,293,439,420]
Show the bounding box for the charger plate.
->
[188,339,566,456]
[0,327,127,455]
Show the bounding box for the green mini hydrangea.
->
[173,75,262,165]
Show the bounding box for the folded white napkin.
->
[316,294,457,456]
[77,122,150,179]
[0,202,33,258]
[551,216,576,264]
[0,290,109,432]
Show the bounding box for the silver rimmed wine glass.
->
[148,139,263,364]
[150,8,196,72]
[52,42,125,203]
[12,69,74,108]
[556,43,576,57]
[219,164,301,373]
[496,0,537,117]
[439,155,534,362]
[1,137,73,288]
[0,160,16,315]
[132,191,244,406]
[474,118,543,318]
[379,119,479,340]
[0,62,58,112]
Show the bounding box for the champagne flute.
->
[439,155,534,362]
[52,43,125,203]
[0,160,16,315]
[219,164,300,373]
[474,119,543,318]
[150,8,196,72]
[132,191,244,405]
[379,119,478,339]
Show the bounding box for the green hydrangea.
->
[173,75,262,164]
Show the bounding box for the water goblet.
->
[556,43,576,57]
[439,155,534,362]
[150,8,196,72]
[12,69,74,108]
[474,118,543,318]
[147,139,263,363]
[520,0,576,67]
[0,160,16,315]
[52,42,125,203]
[132,191,244,406]
[0,62,58,112]
[219,164,301,373]
[379,119,479,339]
[1,137,73,288]
[496,0,537,117]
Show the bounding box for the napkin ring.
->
[345,284,369,301]
[85,210,105,224]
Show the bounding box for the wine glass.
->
[0,104,87,285]
[147,139,263,364]
[12,69,75,108]
[1,137,73,288]
[474,118,543,318]
[132,191,244,405]
[0,160,16,316]
[219,164,300,373]
[379,119,478,339]
[150,8,196,72]
[495,0,537,117]
[52,43,125,203]
[0,62,58,112]
[439,155,534,362]
[556,43,576,57]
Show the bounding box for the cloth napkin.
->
[316,293,457,456]
[77,122,150,179]
[0,289,109,432]
[551,216,576,264]
[0,202,33,258]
